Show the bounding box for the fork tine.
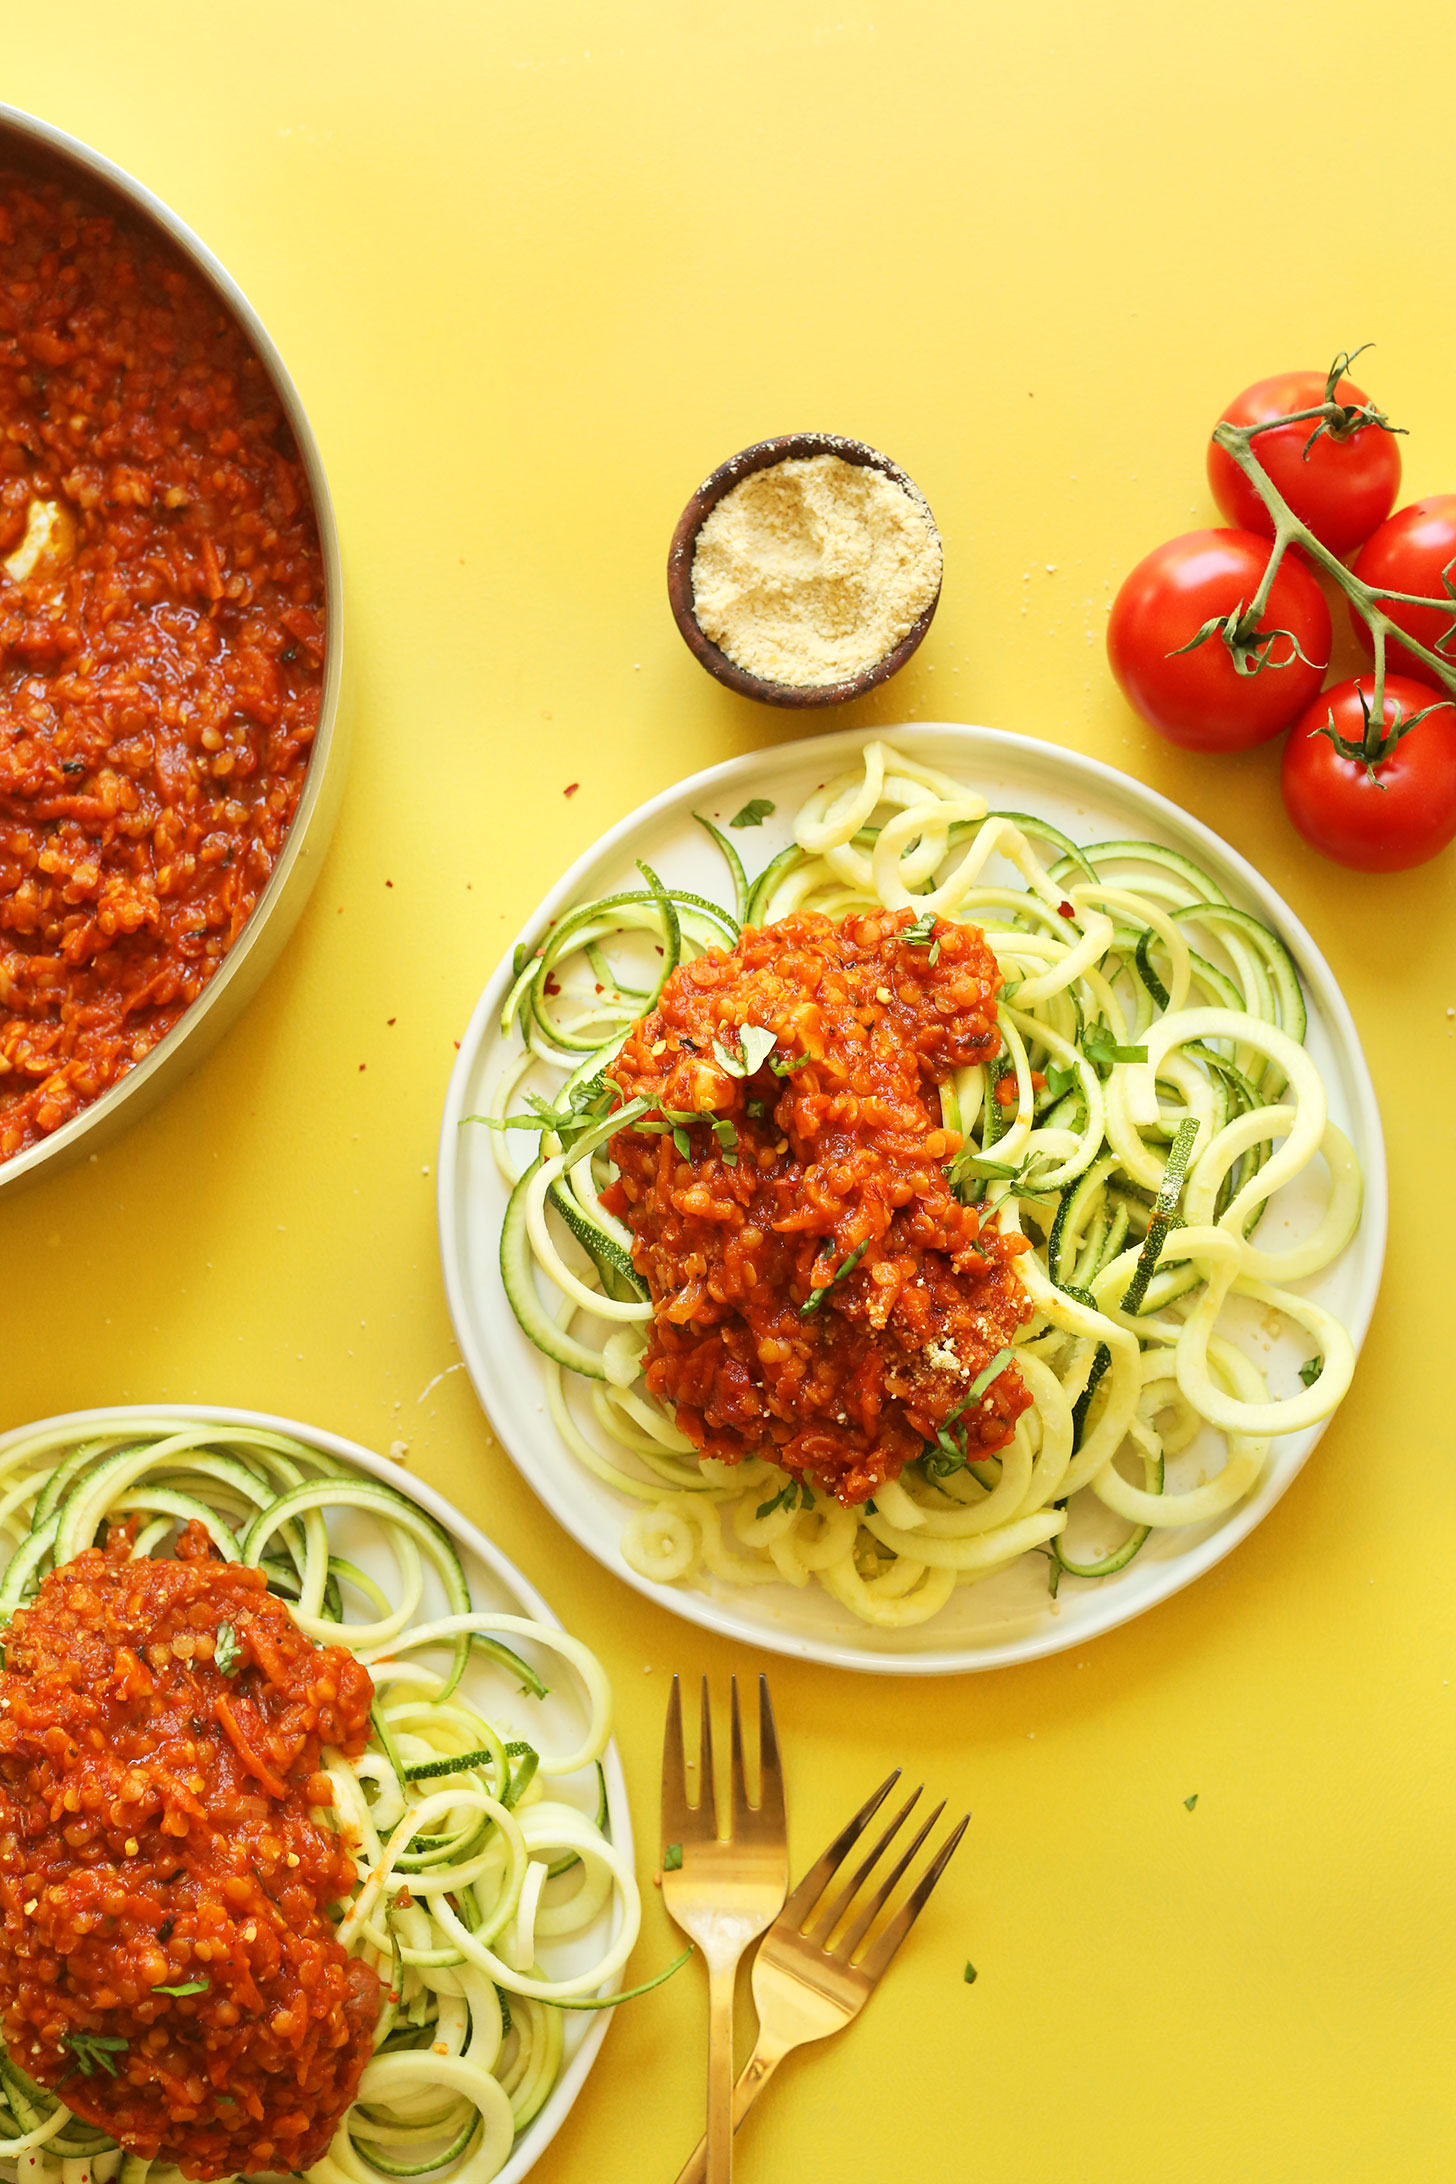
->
[755,1675,786,1832]
[782,1768,901,1926]
[660,1673,694,1844]
[699,1674,718,1839]
[855,1812,970,1981]
[805,1785,922,1948]
[832,1798,942,1961]
[729,1675,752,1832]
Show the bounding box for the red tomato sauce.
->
[0,171,325,1158]
[0,1528,377,2178]
[607,908,1033,1503]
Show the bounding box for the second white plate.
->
[437,724,1387,1676]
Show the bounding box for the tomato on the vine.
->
[1207,369,1401,559]
[1107,529,1330,752]
[1350,495,1456,680]
[1280,673,1456,872]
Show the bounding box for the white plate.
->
[437,724,1387,1677]
[0,1403,633,2184]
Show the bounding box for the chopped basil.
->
[711,1117,739,1166]
[767,1049,811,1076]
[1298,1356,1323,1388]
[672,1126,692,1159]
[922,1348,1018,1475]
[1042,1059,1080,1102]
[63,2030,128,2078]
[214,1622,242,1676]
[903,909,939,949]
[711,1023,778,1078]
[729,798,775,829]
[963,1962,978,1985]
[663,1843,683,1871]
[800,1237,869,1316]
[746,1098,769,1120]
[945,1146,1047,1204]
[1082,1021,1148,1078]
[1184,1794,1199,1811]
[755,1478,816,1520]
[153,1978,209,1996]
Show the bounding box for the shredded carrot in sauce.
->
[607,908,1033,1503]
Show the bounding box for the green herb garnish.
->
[729,799,775,829]
[152,1979,210,1997]
[214,1623,242,1676]
[800,1237,870,1316]
[902,909,942,964]
[945,1146,1048,1205]
[711,1117,739,1166]
[64,2030,129,2078]
[663,1843,683,1871]
[711,1024,778,1078]
[1184,1794,1199,1811]
[1082,1021,1149,1078]
[1298,1357,1323,1388]
[755,1478,816,1520]
[768,1049,812,1076]
[922,1347,1018,1475]
[963,1962,978,1985]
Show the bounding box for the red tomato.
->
[1107,529,1331,752]
[1350,495,1456,680]
[1207,369,1401,559]
[1280,673,1456,871]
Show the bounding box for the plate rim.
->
[0,1400,632,2184]
[437,721,1389,1677]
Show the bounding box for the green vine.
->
[1185,348,1456,734]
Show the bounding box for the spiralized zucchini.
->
[0,1419,641,2184]
[483,740,1363,1630]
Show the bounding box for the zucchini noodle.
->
[0,1420,641,2184]
[481,741,1364,1631]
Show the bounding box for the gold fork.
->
[672,1769,968,2184]
[661,1674,789,2184]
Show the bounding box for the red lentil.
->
[607,908,1033,1503]
[0,1527,376,2177]
[0,170,324,1158]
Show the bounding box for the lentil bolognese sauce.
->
[0,169,324,1159]
[605,908,1033,1504]
[0,1527,376,2177]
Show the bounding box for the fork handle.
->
[705,1961,735,2183]
[673,2033,787,2184]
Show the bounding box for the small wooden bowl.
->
[666,431,942,708]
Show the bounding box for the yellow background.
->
[4,4,1454,2177]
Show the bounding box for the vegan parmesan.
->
[691,452,941,688]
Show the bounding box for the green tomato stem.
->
[1211,409,1456,704]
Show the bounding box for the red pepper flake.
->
[563,782,580,798]
[544,977,562,997]
[359,1063,366,1073]
[1057,900,1075,918]
[386,1018,396,1027]
[385,880,394,889]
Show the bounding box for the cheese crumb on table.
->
[691,452,941,686]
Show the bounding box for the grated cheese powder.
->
[690,452,941,687]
